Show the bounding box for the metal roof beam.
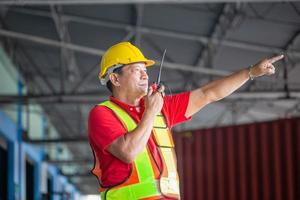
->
[0,29,291,90]
[0,92,108,104]
[0,28,232,76]
[1,91,300,104]
[0,29,105,55]
[191,3,245,88]
[134,4,144,46]
[24,136,88,144]
[46,159,93,164]
[285,30,300,72]
[50,5,80,84]
[17,45,57,94]
[195,3,245,67]
[0,0,290,5]
[62,173,92,178]
[10,7,300,57]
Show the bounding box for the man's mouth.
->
[139,83,148,87]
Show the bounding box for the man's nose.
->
[141,70,148,80]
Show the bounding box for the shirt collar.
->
[109,96,145,113]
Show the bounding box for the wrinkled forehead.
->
[124,62,147,70]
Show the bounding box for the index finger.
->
[268,54,284,64]
[148,86,154,96]
[157,84,165,93]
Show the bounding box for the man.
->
[88,42,283,200]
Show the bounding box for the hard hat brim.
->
[144,59,155,67]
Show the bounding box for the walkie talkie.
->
[152,49,166,92]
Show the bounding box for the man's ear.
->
[109,73,120,86]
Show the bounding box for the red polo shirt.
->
[88,92,191,189]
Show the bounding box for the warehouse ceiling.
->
[0,0,300,194]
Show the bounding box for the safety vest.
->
[93,100,180,200]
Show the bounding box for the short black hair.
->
[106,66,124,93]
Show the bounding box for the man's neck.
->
[112,92,142,106]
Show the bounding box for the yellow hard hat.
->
[99,42,155,85]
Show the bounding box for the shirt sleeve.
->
[88,105,127,154]
[164,91,192,127]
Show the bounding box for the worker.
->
[88,41,283,200]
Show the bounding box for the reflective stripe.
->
[153,115,167,128]
[106,180,161,199]
[159,148,179,195]
[135,148,155,182]
[160,148,176,173]
[100,101,136,131]
[153,128,174,147]
[152,113,179,197]
[152,113,174,147]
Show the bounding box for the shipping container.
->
[174,118,300,200]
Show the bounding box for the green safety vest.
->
[93,100,180,200]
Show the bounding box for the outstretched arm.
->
[185,55,284,117]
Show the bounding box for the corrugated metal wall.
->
[174,117,300,200]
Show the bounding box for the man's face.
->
[117,62,149,97]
